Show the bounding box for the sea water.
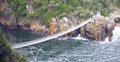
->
[18,27,120,62]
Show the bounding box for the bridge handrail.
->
[12,19,92,49]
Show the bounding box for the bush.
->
[8,0,114,23]
[0,32,27,62]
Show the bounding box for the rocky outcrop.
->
[19,20,46,33]
[80,12,120,41]
[47,17,58,35]
[1,0,120,41]
[48,16,79,37]
[30,21,46,33]
[19,20,31,30]
[114,17,120,23]
[0,15,17,28]
[0,1,18,28]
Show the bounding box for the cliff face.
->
[0,33,27,62]
[0,1,18,28]
[1,0,120,41]
[80,11,120,41]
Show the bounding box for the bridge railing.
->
[12,19,92,49]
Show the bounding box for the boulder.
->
[19,20,30,30]
[48,18,58,35]
[29,21,46,32]
[0,1,18,28]
[0,16,17,28]
[114,17,120,23]
[48,23,57,35]
[80,14,117,41]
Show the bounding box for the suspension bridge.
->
[12,19,92,49]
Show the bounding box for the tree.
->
[8,0,27,27]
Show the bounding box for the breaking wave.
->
[73,27,120,44]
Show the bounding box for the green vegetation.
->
[8,0,27,22]
[0,32,27,62]
[115,0,120,8]
[0,32,11,49]
[7,0,120,24]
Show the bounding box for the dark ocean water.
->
[1,26,120,62]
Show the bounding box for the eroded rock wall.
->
[0,1,17,28]
[80,13,119,41]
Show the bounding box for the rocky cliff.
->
[80,11,120,41]
[1,0,120,41]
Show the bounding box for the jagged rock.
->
[0,1,17,28]
[48,18,58,35]
[19,20,30,30]
[19,20,46,33]
[80,14,120,41]
[110,10,120,23]
[48,23,57,35]
[0,16,17,28]
[29,21,46,32]
[114,17,120,23]
[48,17,80,37]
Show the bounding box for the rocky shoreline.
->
[1,0,120,41]
[0,16,80,37]
[1,10,120,41]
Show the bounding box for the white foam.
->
[98,27,120,44]
[111,27,120,41]
[99,37,110,44]
[72,34,87,40]
[73,27,120,44]
[57,37,68,40]
[12,19,92,49]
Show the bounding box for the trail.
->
[12,19,92,49]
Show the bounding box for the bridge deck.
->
[12,19,92,49]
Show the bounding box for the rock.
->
[63,17,69,23]
[114,17,120,23]
[19,20,30,30]
[59,23,69,37]
[0,1,18,28]
[0,16,17,28]
[106,17,116,41]
[26,4,34,14]
[29,21,46,32]
[80,13,120,41]
[48,18,58,35]
[48,23,57,35]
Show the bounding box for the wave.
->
[72,34,88,40]
[72,27,120,44]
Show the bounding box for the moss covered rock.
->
[0,32,27,62]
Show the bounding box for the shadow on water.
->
[0,26,46,43]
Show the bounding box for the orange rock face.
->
[48,23,57,35]
[29,21,46,32]
[0,17,17,28]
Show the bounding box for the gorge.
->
[1,0,120,62]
